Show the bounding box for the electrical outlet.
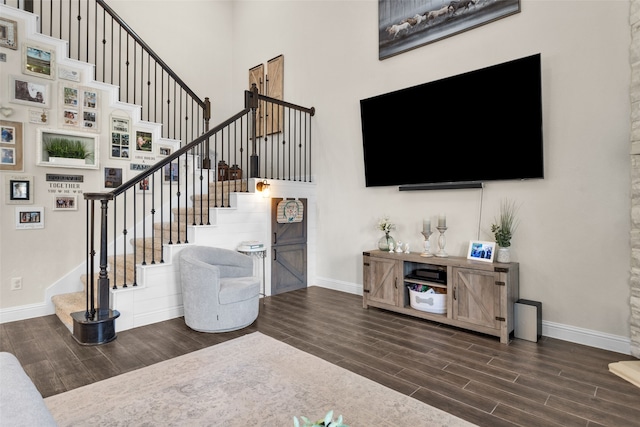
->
[10,277,22,290]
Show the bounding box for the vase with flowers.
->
[491,199,519,263]
[377,216,396,251]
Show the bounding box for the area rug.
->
[45,332,475,426]
[609,360,640,389]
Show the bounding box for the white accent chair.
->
[179,246,260,333]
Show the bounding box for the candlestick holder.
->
[420,231,433,257]
[436,226,448,257]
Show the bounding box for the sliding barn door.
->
[271,198,307,295]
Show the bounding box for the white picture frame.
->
[23,43,55,80]
[466,240,496,263]
[110,116,130,160]
[10,75,50,107]
[52,195,78,211]
[15,206,44,229]
[37,128,99,169]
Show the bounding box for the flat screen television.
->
[360,54,544,189]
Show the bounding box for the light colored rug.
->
[45,332,475,426]
[609,360,640,389]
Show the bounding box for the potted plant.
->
[491,199,519,263]
[44,137,92,165]
[294,410,348,427]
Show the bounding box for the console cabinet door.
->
[452,267,501,330]
[363,256,400,307]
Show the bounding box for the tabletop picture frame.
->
[466,240,496,263]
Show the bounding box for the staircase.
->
[51,179,251,333]
[3,2,314,344]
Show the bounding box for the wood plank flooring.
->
[1,287,639,427]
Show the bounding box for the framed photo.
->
[37,128,99,169]
[378,0,520,60]
[158,145,172,157]
[163,162,179,183]
[110,117,131,160]
[103,167,124,189]
[61,85,79,108]
[0,17,18,50]
[466,240,496,263]
[135,130,153,152]
[10,75,50,107]
[5,175,32,205]
[136,176,151,193]
[23,44,55,79]
[15,206,44,229]
[0,120,23,171]
[52,195,77,211]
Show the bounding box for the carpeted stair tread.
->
[51,291,98,332]
[52,179,248,330]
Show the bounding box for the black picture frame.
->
[9,179,29,200]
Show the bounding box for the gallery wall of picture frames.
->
[0,14,141,231]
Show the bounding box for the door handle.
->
[273,248,277,261]
[273,232,277,245]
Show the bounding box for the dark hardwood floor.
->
[1,287,639,427]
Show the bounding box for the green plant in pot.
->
[491,199,519,263]
[44,138,93,161]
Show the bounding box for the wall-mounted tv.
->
[360,54,544,189]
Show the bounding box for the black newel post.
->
[247,84,259,178]
[97,198,110,314]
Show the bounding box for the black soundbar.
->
[398,181,484,191]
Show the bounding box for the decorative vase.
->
[497,247,510,263]
[378,233,395,251]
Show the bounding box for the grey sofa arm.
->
[0,352,57,426]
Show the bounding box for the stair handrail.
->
[82,88,315,342]
[95,0,208,112]
[19,0,211,140]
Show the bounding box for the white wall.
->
[229,0,631,342]
[1,0,632,351]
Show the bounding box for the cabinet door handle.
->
[273,232,277,245]
[453,286,457,300]
[394,278,397,289]
[273,249,277,261]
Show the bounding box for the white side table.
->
[237,247,266,301]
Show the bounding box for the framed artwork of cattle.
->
[378,0,520,60]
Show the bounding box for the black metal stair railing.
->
[79,87,314,343]
[7,0,316,341]
[14,0,210,144]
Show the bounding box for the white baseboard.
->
[312,278,632,356]
[3,277,632,356]
[542,320,631,355]
[0,301,54,324]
